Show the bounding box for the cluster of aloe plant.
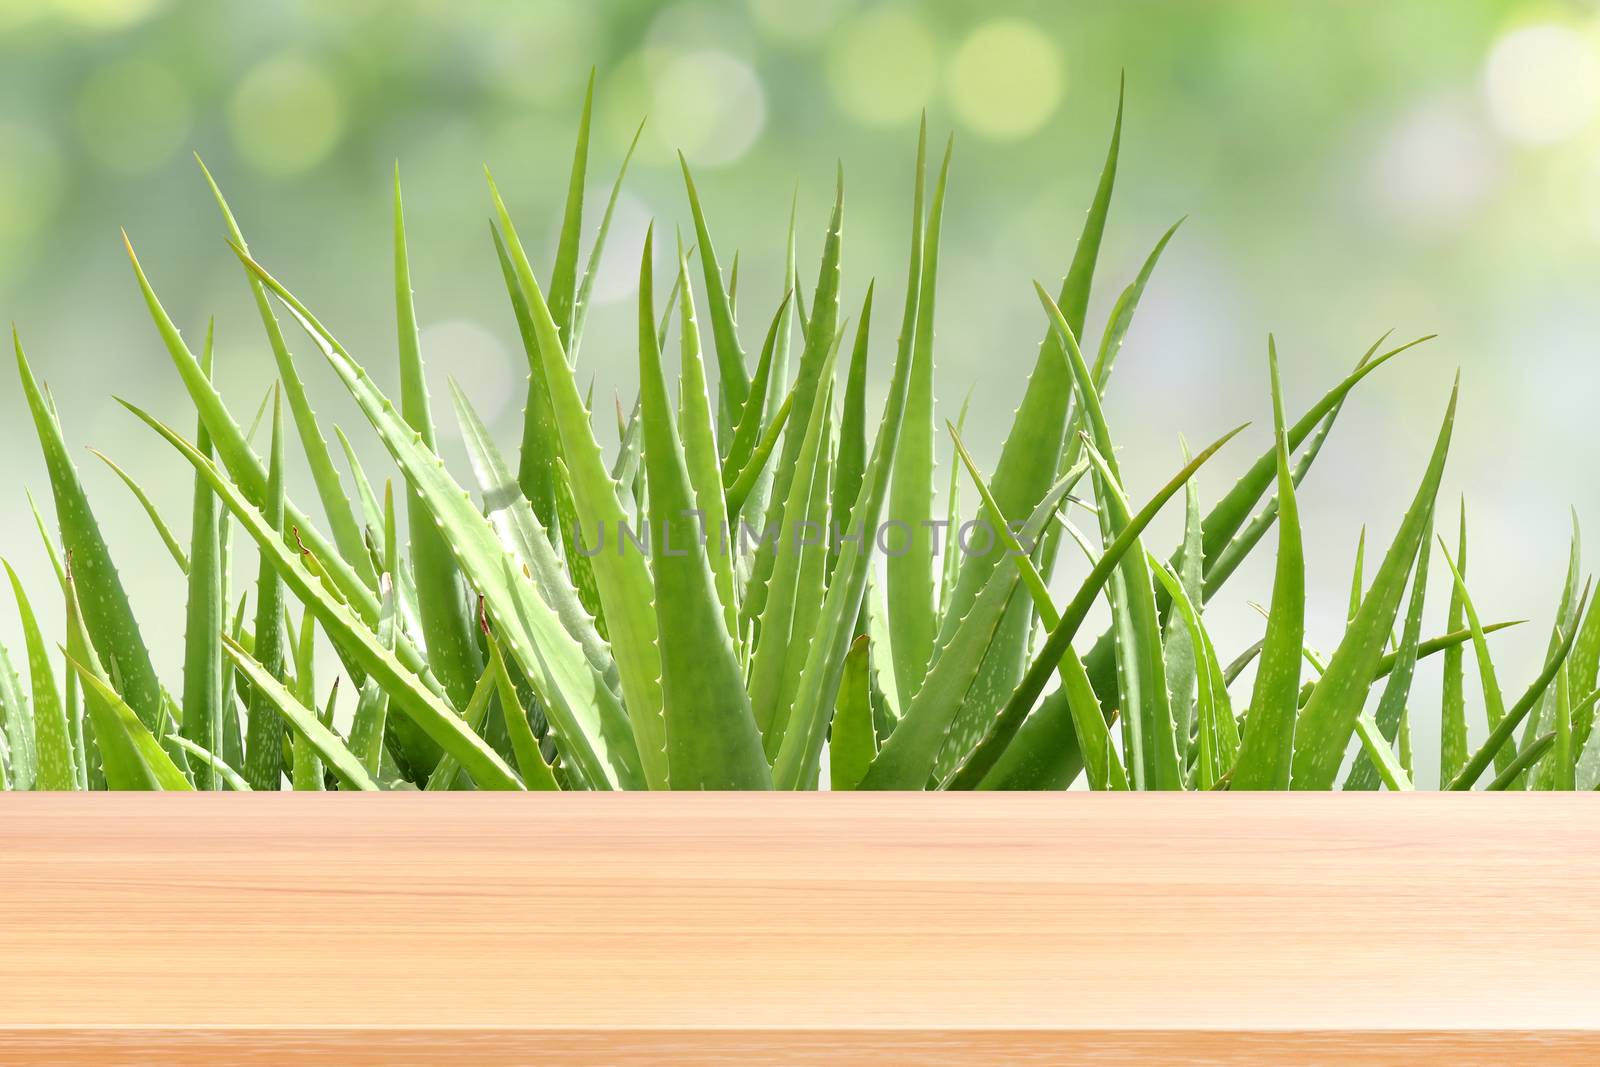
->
[2,81,1593,792]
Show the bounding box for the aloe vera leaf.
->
[349,482,397,781]
[1451,596,1589,791]
[193,169,377,591]
[834,284,874,541]
[968,687,1081,791]
[946,423,1246,790]
[5,564,72,789]
[179,321,226,788]
[672,237,740,641]
[129,404,527,791]
[1150,560,1235,790]
[545,70,594,353]
[393,172,484,711]
[331,427,383,557]
[885,137,953,705]
[571,117,645,360]
[679,153,751,429]
[1059,80,1123,339]
[89,450,190,574]
[1573,688,1600,789]
[735,197,802,523]
[63,556,190,793]
[1031,219,1182,598]
[448,380,620,702]
[1042,288,1180,789]
[214,268,640,792]
[0,631,28,790]
[164,736,250,791]
[226,637,375,792]
[1202,337,1431,608]
[1079,336,1431,710]
[1524,515,1584,787]
[1568,586,1600,761]
[938,391,973,614]
[723,383,795,520]
[1436,538,1517,779]
[242,391,288,791]
[286,611,324,791]
[553,456,606,638]
[1079,439,1177,786]
[0,611,34,791]
[489,174,667,789]
[864,462,1103,791]
[1347,532,1431,790]
[608,394,641,489]
[59,557,110,790]
[1229,618,1516,696]
[1290,383,1455,789]
[488,224,561,536]
[348,618,393,780]
[16,332,167,741]
[123,239,402,664]
[1552,663,1575,790]
[945,429,1124,791]
[1347,527,1367,622]
[66,660,189,791]
[1355,712,1414,791]
[485,631,558,790]
[1097,219,1184,386]
[1440,500,1469,784]
[824,636,875,791]
[1203,337,1392,603]
[635,234,771,788]
[425,662,497,791]
[741,169,846,641]
[770,399,836,755]
[747,337,840,751]
[932,96,1121,776]
[1231,341,1305,791]
[1489,732,1557,791]
[723,291,794,487]
[864,568,902,738]
[768,136,930,792]
[1163,435,1205,751]
[219,588,248,763]
[65,659,87,788]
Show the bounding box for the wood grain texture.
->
[1,794,1597,1063]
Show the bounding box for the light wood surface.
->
[2,793,1597,1063]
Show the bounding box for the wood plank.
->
[1,794,1596,1062]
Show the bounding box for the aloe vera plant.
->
[0,83,1582,792]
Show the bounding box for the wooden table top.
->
[2,793,1596,1063]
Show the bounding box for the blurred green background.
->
[1,0,1594,782]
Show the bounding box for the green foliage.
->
[0,84,1584,793]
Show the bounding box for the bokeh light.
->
[422,319,518,432]
[946,18,1065,141]
[749,0,846,44]
[52,0,164,31]
[652,49,767,167]
[1368,96,1501,228]
[1484,23,1599,145]
[0,120,62,243]
[76,59,191,175]
[486,0,595,105]
[826,7,937,126]
[228,54,346,177]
